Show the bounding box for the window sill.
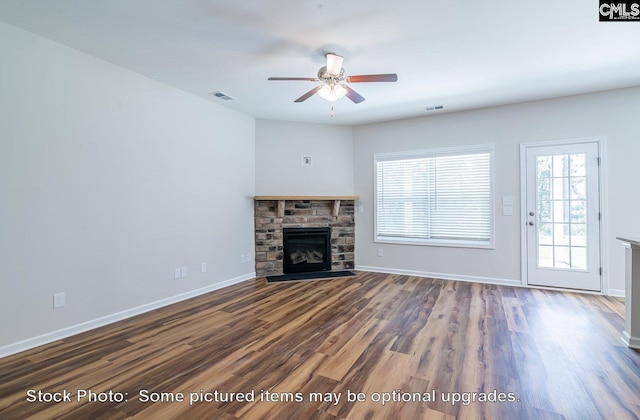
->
[375,236,495,250]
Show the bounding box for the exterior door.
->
[524,141,601,291]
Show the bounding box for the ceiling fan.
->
[268,53,398,104]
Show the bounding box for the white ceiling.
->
[1,0,639,126]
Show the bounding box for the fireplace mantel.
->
[254,196,359,217]
[254,196,359,200]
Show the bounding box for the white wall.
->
[255,119,354,195]
[354,87,640,294]
[1,20,637,356]
[0,22,256,351]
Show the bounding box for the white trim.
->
[355,265,521,287]
[519,143,528,287]
[375,237,494,249]
[374,143,495,161]
[355,266,621,297]
[0,272,255,358]
[622,331,640,350]
[608,288,625,298]
[525,284,605,296]
[519,136,607,293]
[597,138,611,295]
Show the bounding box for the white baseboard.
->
[355,266,627,297]
[0,272,255,359]
[355,265,522,287]
[607,288,625,298]
[622,331,640,350]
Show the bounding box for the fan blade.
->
[294,86,322,102]
[344,86,365,104]
[268,77,319,81]
[347,74,398,83]
[326,53,344,76]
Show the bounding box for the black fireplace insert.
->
[283,227,331,273]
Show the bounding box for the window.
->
[375,145,493,248]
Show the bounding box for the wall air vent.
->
[209,91,235,101]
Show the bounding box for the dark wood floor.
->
[1,271,639,419]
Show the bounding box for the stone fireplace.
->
[254,196,357,277]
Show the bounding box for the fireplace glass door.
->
[283,227,331,273]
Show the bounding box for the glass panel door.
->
[536,153,587,270]
[525,142,601,291]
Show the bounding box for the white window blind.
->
[375,145,493,247]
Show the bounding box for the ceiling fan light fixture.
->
[325,53,344,76]
[318,83,347,102]
[268,53,396,105]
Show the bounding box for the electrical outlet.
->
[245,253,252,262]
[377,248,384,257]
[240,254,246,264]
[174,268,181,279]
[53,292,66,309]
[201,262,207,273]
[181,266,188,278]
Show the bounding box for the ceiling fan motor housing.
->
[318,66,346,82]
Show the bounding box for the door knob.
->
[528,221,534,226]
[529,211,535,216]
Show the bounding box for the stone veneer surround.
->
[254,198,355,277]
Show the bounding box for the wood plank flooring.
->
[1,271,639,419]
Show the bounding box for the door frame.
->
[519,136,609,293]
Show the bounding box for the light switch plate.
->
[503,206,514,216]
[301,155,312,166]
[502,196,514,206]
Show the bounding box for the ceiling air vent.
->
[209,91,235,101]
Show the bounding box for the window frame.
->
[373,144,495,249]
